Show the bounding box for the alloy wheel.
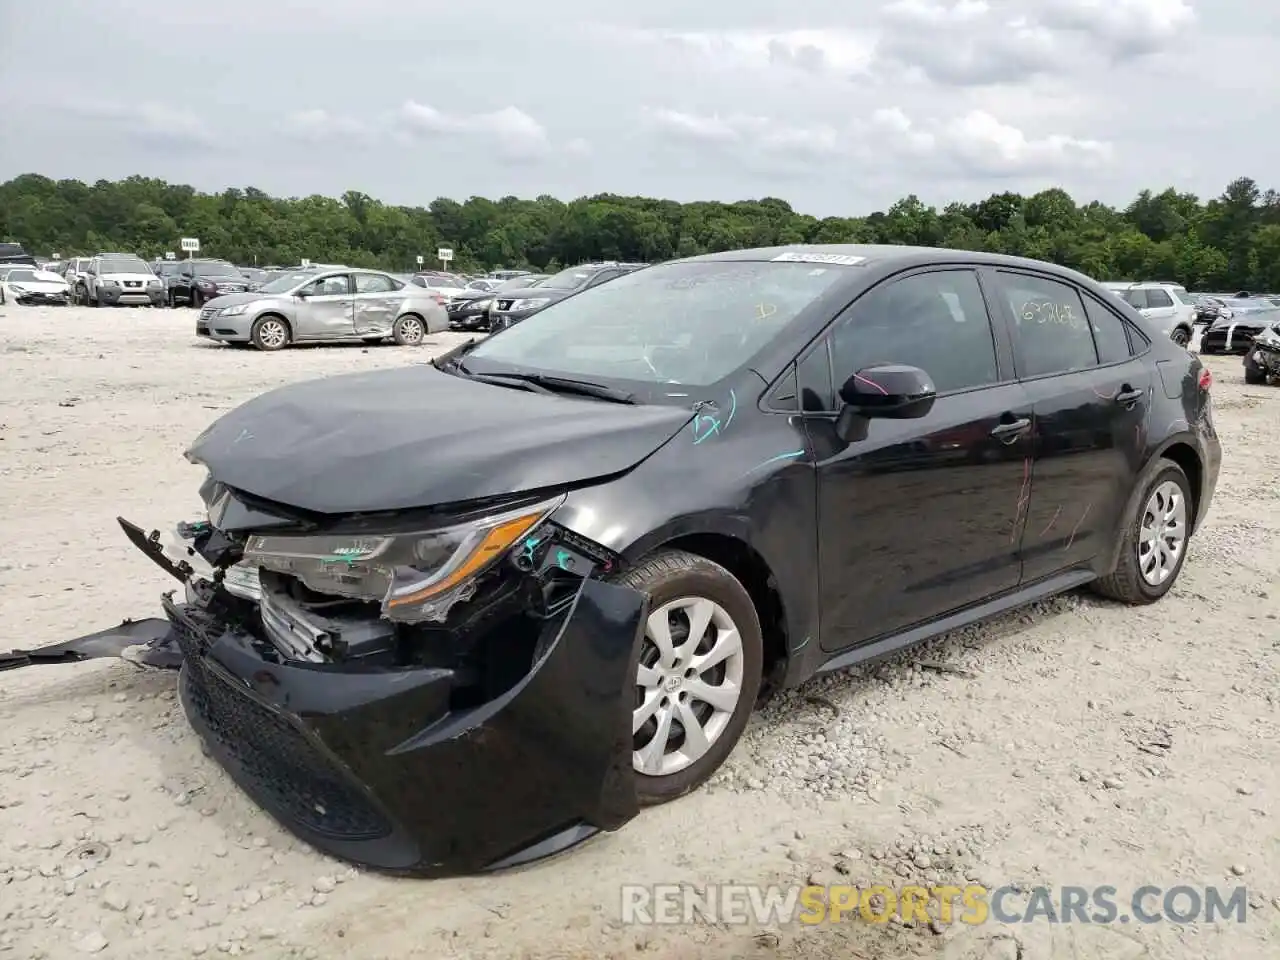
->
[633,596,745,777]
[257,319,287,349]
[1138,479,1186,586]
[396,316,424,344]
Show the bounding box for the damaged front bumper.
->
[5,518,649,876]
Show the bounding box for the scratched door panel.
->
[809,381,1032,652]
[1016,364,1150,582]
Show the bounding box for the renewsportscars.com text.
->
[621,883,1249,926]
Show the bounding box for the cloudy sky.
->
[1,0,1275,215]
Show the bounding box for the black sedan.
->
[16,244,1220,878]
[1199,304,1280,353]
[488,262,645,330]
[448,274,550,331]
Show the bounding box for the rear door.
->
[986,270,1151,581]
[804,267,1033,651]
[351,272,400,336]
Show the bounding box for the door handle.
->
[990,417,1031,442]
[1114,385,1144,405]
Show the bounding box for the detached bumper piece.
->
[167,578,646,876]
[0,618,181,672]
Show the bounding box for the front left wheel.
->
[250,315,290,351]
[615,550,763,805]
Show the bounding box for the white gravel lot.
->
[1,305,1277,960]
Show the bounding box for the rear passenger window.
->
[1147,289,1173,308]
[1082,294,1133,364]
[995,272,1098,378]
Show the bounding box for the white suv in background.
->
[1101,281,1197,347]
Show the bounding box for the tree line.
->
[2,172,1278,291]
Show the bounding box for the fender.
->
[1097,434,1202,576]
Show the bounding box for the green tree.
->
[0,172,1274,290]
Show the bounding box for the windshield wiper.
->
[492,373,638,404]
[453,364,557,395]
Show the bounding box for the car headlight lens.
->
[471,298,492,310]
[219,303,250,316]
[508,298,551,311]
[9,284,25,292]
[100,279,119,287]
[148,279,163,288]
[239,495,564,623]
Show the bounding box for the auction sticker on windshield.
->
[771,251,867,265]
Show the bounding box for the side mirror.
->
[295,288,309,298]
[838,364,936,419]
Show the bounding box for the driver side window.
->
[303,275,352,297]
[825,270,1000,400]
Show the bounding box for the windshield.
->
[190,259,242,277]
[541,266,595,290]
[258,271,316,294]
[4,269,37,282]
[496,275,545,291]
[466,260,848,388]
[99,257,149,274]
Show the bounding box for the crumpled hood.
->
[185,365,694,514]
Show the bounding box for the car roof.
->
[676,243,1106,286]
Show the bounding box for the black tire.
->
[1243,355,1267,385]
[614,549,763,805]
[1092,460,1194,605]
[249,314,291,351]
[392,313,426,346]
[1171,326,1190,348]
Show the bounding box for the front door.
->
[806,268,1033,652]
[352,272,401,337]
[297,273,355,339]
[986,269,1151,581]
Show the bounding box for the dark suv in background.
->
[167,259,252,307]
[488,261,645,330]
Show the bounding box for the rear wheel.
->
[250,315,290,351]
[392,313,426,345]
[1243,353,1267,385]
[1171,326,1190,348]
[1092,461,1193,605]
[616,550,763,805]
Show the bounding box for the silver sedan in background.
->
[194,268,449,350]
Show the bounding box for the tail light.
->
[1198,367,1212,391]
[432,294,446,305]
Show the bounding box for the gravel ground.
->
[0,306,1277,960]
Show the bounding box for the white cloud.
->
[1038,0,1196,57]
[283,109,366,141]
[644,104,1112,181]
[640,108,843,160]
[882,0,992,24]
[597,26,878,78]
[396,102,550,160]
[66,100,216,148]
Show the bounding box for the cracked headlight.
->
[240,495,564,622]
[219,303,251,316]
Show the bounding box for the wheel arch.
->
[623,523,791,692]
[252,311,293,341]
[1100,438,1203,576]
